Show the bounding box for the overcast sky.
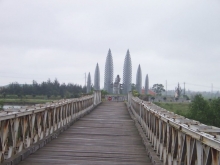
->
[0,0,220,91]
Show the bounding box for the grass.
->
[0,98,58,104]
[154,102,190,117]
[0,95,69,105]
[0,94,90,106]
[0,95,62,100]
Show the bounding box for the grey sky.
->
[0,0,220,91]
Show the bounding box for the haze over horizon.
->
[0,1,220,92]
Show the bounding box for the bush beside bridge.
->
[155,94,220,128]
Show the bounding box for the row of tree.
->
[188,94,220,127]
[152,84,165,95]
[132,83,165,95]
[0,79,87,98]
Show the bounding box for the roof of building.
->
[141,87,156,96]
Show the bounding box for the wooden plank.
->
[18,102,153,165]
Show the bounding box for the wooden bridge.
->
[1,91,220,165]
[17,102,152,165]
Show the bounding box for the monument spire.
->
[136,64,142,94]
[87,72,91,93]
[123,49,132,94]
[104,49,113,93]
[145,74,149,95]
[94,63,100,90]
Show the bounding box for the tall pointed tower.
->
[87,72,91,93]
[145,74,149,95]
[94,63,100,90]
[104,49,113,94]
[123,50,132,94]
[136,64,142,94]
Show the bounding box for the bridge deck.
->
[18,102,152,165]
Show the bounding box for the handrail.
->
[128,92,220,165]
[0,91,101,163]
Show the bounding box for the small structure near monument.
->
[113,75,121,94]
[105,75,126,102]
[105,95,127,102]
[175,83,182,99]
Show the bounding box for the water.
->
[3,104,31,110]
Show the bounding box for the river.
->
[3,104,35,110]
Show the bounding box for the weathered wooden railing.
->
[128,92,220,165]
[0,91,101,163]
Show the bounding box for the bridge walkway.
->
[18,102,152,165]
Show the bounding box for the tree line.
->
[0,79,87,98]
[188,94,220,127]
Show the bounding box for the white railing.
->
[128,92,220,165]
[0,91,101,163]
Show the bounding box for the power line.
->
[185,82,220,90]
[165,82,220,91]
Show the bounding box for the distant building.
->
[141,87,156,96]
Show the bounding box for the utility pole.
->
[184,82,185,96]
[211,83,213,98]
[166,80,167,96]
[85,73,87,88]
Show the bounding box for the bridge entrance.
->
[105,95,127,102]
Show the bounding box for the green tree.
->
[131,83,136,91]
[0,101,4,110]
[65,91,71,98]
[0,79,85,99]
[183,95,190,100]
[151,96,155,101]
[101,90,108,98]
[209,98,220,127]
[47,92,51,99]
[3,92,6,98]
[132,90,139,97]
[188,94,211,124]
[152,84,165,95]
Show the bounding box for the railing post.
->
[139,101,142,123]
[128,92,132,107]
[93,90,101,106]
